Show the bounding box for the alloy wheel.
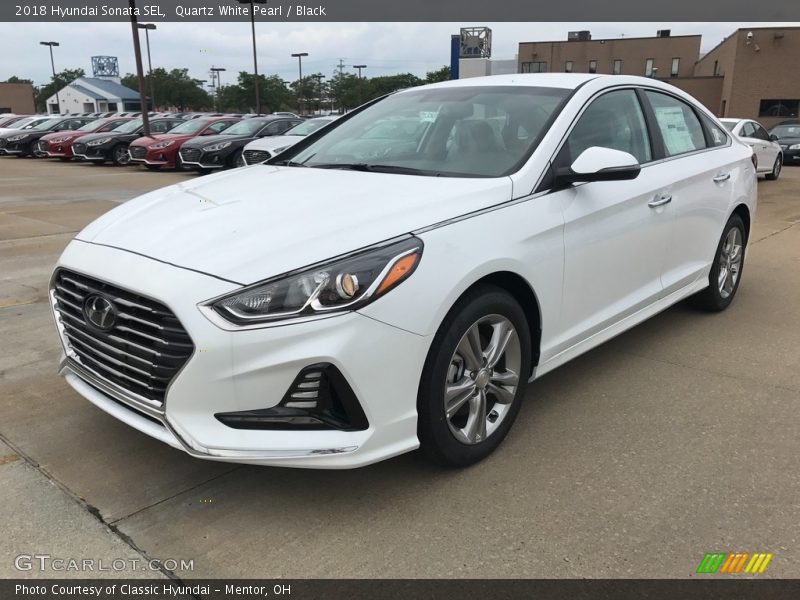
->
[718,227,743,299]
[114,146,130,165]
[773,157,781,179]
[444,315,521,445]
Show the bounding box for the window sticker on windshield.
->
[654,106,696,155]
[419,111,438,122]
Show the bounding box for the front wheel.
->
[417,286,531,467]
[691,214,746,312]
[765,155,782,180]
[111,144,131,166]
[231,150,245,169]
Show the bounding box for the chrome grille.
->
[129,146,147,159]
[243,149,270,165]
[52,270,194,405]
[180,148,202,163]
[0,138,7,148]
[37,140,49,152]
[72,142,87,155]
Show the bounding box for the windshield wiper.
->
[310,163,441,176]
[271,159,308,167]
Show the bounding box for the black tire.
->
[229,149,244,169]
[691,214,746,312]
[417,285,532,468]
[765,155,782,180]
[111,144,130,166]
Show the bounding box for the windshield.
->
[770,124,800,137]
[288,86,569,177]
[77,119,109,132]
[9,117,36,129]
[286,119,333,137]
[33,119,63,131]
[112,119,143,133]
[222,119,269,136]
[721,121,736,132]
[167,119,210,135]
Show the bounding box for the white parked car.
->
[721,118,783,180]
[241,116,338,165]
[50,74,756,469]
[0,115,59,136]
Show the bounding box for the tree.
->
[329,72,361,112]
[35,68,85,111]
[425,66,451,83]
[215,72,294,113]
[364,73,423,101]
[5,76,33,84]
[122,68,212,111]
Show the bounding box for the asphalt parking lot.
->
[1,158,799,579]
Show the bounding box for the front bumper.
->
[129,146,176,167]
[52,240,430,468]
[178,147,229,170]
[39,140,73,158]
[72,143,112,162]
[781,147,800,163]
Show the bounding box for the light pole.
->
[39,41,60,114]
[353,64,367,105]
[238,0,267,115]
[210,67,226,111]
[313,74,326,114]
[291,52,308,114]
[127,1,150,135]
[137,24,156,110]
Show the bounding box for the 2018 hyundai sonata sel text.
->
[50,74,756,468]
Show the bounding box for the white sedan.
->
[721,118,783,180]
[241,116,338,165]
[50,74,756,469]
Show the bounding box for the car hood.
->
[0,128,42,139]
[75,165,513,285]
[74,132,136,144]
[776,136,800,145]
[180,133,253,148]
[130,133,193,147]
[244,135,303,152]
[41,130,86,142]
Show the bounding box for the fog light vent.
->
[215,363,369,431]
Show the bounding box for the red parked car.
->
[37,117,134,160]
[128,117,240,170]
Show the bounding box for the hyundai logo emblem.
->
[83,294,117,331]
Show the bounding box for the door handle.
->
[648,194,672,208]
[713,173,731,183]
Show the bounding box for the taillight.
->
[751,153,758,170]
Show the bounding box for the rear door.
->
[641,90,737,295]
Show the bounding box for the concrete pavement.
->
[1,158,798,579]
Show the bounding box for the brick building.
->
[0,82,36,114]
[508,27,800,127]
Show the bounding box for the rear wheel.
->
[691,214,746,312]
[765,155,782,180]
[418,286,531,467]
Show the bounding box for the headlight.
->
[8,134,29,142]
[208,237,423,325]
[87,137,113,146]
[204,141,233,152]
[150,140,174,149]
[789,144,800,150]
[50,136,71,143]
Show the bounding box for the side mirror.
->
[770,133,779,142]
[555,146,641,185]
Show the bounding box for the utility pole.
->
[128,1,150,135]
[313,74,326,114]
[210,67,226,111]
[239,0,267,114]
[336,58,348,76]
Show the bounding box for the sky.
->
[0,21,796,88]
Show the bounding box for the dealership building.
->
[510,27,800,127]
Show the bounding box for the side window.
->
[563,89,652,164]
[208,121,234,133]
[754,124,770,141]
[740,122,756,138]
[150,122,168,133]
[266,121,292,135]
[699,114,729,147]
[645,91,706,157]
